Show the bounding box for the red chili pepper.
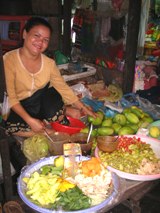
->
[117,136,145,152]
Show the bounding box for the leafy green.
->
[53,186,91,211]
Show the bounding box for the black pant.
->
[6,83,64,128]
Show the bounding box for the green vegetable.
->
[40,165,62,175]
[53,186,91,211]
[24,172,60,206]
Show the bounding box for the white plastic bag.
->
[2,92,10,121]
[71,83,92,99]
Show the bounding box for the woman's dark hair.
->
[24,16,53,34]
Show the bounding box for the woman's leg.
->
[40,86,64,121]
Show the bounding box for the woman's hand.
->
[81,105,96,118]
[27,117,45,133]
[69,100,97,119]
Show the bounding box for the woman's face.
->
[23,25,51,56]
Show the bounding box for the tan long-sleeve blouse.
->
[3,49,78,108]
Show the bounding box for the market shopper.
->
[142,64,158,90]
[3,16,95,137]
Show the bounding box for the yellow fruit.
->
[149,126,160,138]
[54,156,64,168]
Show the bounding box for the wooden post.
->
[123,0,142,93]
[0,129,13,201]
[63,0,73,57]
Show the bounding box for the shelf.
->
[58,64,96,82]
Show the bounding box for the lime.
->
[88,115,102,126]
[149,126,160,138]
[80,127,89,134]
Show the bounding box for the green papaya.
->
[122,108,131,114]
[142,116,154,124]
[101,118,113,127]
[130,108,144,119]
[97,127,114,136]
[113,113,127,126]
[96,111,104,120]
[112,123,122,134]
[126,124,139,133]
[118,126,134,135]
[124,112,139,124]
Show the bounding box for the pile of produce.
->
[22,156,112,211]
[22,134,49,162]
[98,136,160,175]
[104,84,123,102]
[81,106,154,137]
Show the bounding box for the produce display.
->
[97,136,160,175]
[81,106,154,137]
[20,156,113,212]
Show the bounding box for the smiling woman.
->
[3,17,95,137]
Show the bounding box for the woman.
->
[3,17,95,137]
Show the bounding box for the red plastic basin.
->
[50,116,86,135]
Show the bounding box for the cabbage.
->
[22,134,49,162]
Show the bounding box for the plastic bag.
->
[2,92,10,121]
[71,83,92,99]
[120,93,139,108]
[82,97,118,118]
[22,134,49,163]
[54,50,69,65]
[136,95,160,120]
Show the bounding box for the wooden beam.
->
[123,0,141,93]
[0,38,6,102]
[0,129,13,201]
[63,0,73,56]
